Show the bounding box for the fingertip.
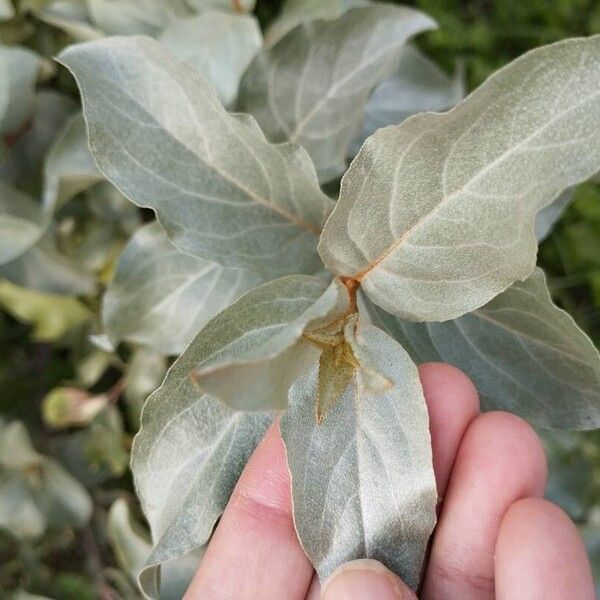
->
[496,498,595,599]
[463,412,547,495]
[232,419,292,522]
[418,362,480,413]
[418,363,480,495]
[321,560,417,600]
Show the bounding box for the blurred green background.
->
[1,1,600,598]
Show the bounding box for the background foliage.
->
[1,0,599,598]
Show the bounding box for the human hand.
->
[184,363,595,599]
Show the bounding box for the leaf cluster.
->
[0,1,599,598]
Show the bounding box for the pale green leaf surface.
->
[0,279,92,340]
[0,182,46,264]
[34,1,103,41]
[0,421,42,470]
[186,0,255,13]
[265,0,366,46]
[535,188,574,241]
[43,112,102,212]
[0,91,76,192]
[86,0,190,36]
[0,0,14,21]
[107,498,152,585]
[159,11,261,106]
[319,36,600,321]
[281,323,437,588]
[0,44,40,134]
[132,357,271,596]
[140,548,204,600]
[371,269,600,430]
[350,43,464,154]
[59,37,333,278]
[0,421,92,538]
[0,476,46,539]
[0,232,97,295]
[189,275,348,410]
[238,5,436,181]
[35,459,93,529]
[124,348,168,426]
[103,222,262,355]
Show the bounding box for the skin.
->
[184,363,596,599]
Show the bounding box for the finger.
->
[422,412,547,600]
[418,363,480,497]
[305,575,321,600]
[184,421,313,600]
[495,498,595,599]
[321,559,418,600]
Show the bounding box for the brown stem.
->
[231,0,243,13]
[339,276,359,314]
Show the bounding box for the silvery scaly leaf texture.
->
[238,5,436,182]
[59,36,334,279]
[319,36,600,321]
[103,222,262,355]
[184,275,348,410]
[281,323,437,588]
[131,355,272,599]
[159,11,262,107]
[370,268,600,430]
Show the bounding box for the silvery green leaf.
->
[159,11,261,107]
[0,279,92,341]
[85,182,141,234]
[372,269,600,430]
[159,549,204,600]
[350,43,464,155]
[0,0,14,21]
[1,91,76,192]
[0,232,96,295]
[535,188,574,241]
[0,421,92,537]
[0,45,40,134]
[86,0,191,36]
[319,36,600,322]
[43,112,102,211]
[186,0,255,13]
[60,37,333,278]
[108,496,202,599]
[188,275,349,410]
[107,498,152,586]
[238,5,436,182]
[124,348,167,426]
[103,222,262,355]
[132,358,271,598]
[0,182,45,264]
[281,323,437,588]
[35,458,93,529]
[265,0,366,46]
[33,1,103,41]
[0,475,46,539]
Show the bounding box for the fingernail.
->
[321,559,409,600]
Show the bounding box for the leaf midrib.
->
[92,48,323,237]
[353,84,600,282]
